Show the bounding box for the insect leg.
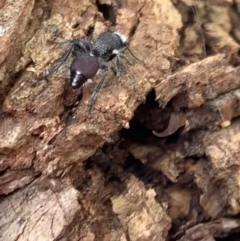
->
[87,71,108,116]
[42,44,73,79]
[72,40,92,55]
[53,39,91,53]
[126,45,143,63]
[115,55,122,78]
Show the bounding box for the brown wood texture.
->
[1,0,240,240]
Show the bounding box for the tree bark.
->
[1,0,240,241]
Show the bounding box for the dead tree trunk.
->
[1,0,240,240]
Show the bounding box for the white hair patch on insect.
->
[83,79,92,87]
[112,49,119,54]
[72,71,81,87]
[114,31,127,44]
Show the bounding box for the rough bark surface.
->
[1,0,240,241]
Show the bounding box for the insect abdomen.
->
[92,31,126,61]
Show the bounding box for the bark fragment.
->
[111,177,171,241]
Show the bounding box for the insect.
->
[43,31,141,115]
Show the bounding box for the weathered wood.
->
[1,0,240,240]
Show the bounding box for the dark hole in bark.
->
[96,1,116,24]
[123,154,169,186]
[71,22,79,29]
[216,232,240,241]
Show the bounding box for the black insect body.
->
[43,31,140,115]
[63,31,130,114]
